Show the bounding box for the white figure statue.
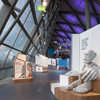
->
[65,50,100,93]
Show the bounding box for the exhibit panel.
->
[35,54,48,67]
[14,53,33,80]
[72,24,100,72]
[80,24,100,72]
[80,30,90,72]
[25,61,32,78]
[14,58,25,79]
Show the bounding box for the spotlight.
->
[42,0,47,7]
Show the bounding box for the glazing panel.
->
[20,5,31,23]
[14,30,28,50]
[24,12,35,35]
[4,23,21,46]
[0,45,10,67]
[15,0,28,10]
[0,15,15,41]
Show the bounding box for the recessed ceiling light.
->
[42,1,47,7]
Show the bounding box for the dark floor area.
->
[0,70,66,100]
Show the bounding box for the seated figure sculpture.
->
[65,50,100,93]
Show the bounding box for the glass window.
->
[33,33,38,41]
[5,50,20,67]
[24,12,35,35]
[4,23,21,46]
[0,0,3,10]
[28,47,35,55]
[20,5,31,23]
[15,0,28,10]
[0,45,10,67]
[0,15,15,41]
[33,50,37,56]
[35,0,42,21]
[14,30,29,50]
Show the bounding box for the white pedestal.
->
[59,75,69,86]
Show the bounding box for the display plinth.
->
[50,78,100,100]
[92,79,100,93]
[55,87,100,100]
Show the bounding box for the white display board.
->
[80,31,90,72]
[14,59,25,78]
[72,24,100,72]
[51,59,56,66]
[35,54,48,67]
[72,34,80,72]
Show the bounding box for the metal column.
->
[85,0,91,29]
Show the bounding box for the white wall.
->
[72,24,100,72]
[72,34,80,72]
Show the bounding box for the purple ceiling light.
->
[56,37,64,42]
[67,38,71,42]
[59,24,71,31]
[91,16,98,27]
[68,0,93,13]
[94,2,100,14]
[79,15,98,27]
[63,14,79,24]
[79,15,86,26]
[67,33,72,37]
[63,45,68,48]
[72,26,84,33]
[58,31,67,37]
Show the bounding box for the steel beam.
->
[11,11,40,53]
[56,24,71,40]
[29,0,38,25]
[59,11,100,17]
[24,18,43,53]
[24,0,54,54]
[55,29,75,33]
[56,21,82,27]
[0,0,18,35]
[64,0,86,30]
[1,0,31,43]
[2,43,25,53]
[59,13,76,33]
[85,0,91,29]
[89,0,100,24]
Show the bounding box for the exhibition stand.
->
[35,54,48,72]
[13,53,33,82]
[50,24,100,100]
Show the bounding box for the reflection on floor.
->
[0,70,66,100]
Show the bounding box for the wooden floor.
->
[0,70,66,100]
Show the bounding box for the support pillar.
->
[85,0,91,29]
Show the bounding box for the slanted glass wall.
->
[0,0,44,79]
[0,0,58,79]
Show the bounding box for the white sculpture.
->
[65,50,100,93]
